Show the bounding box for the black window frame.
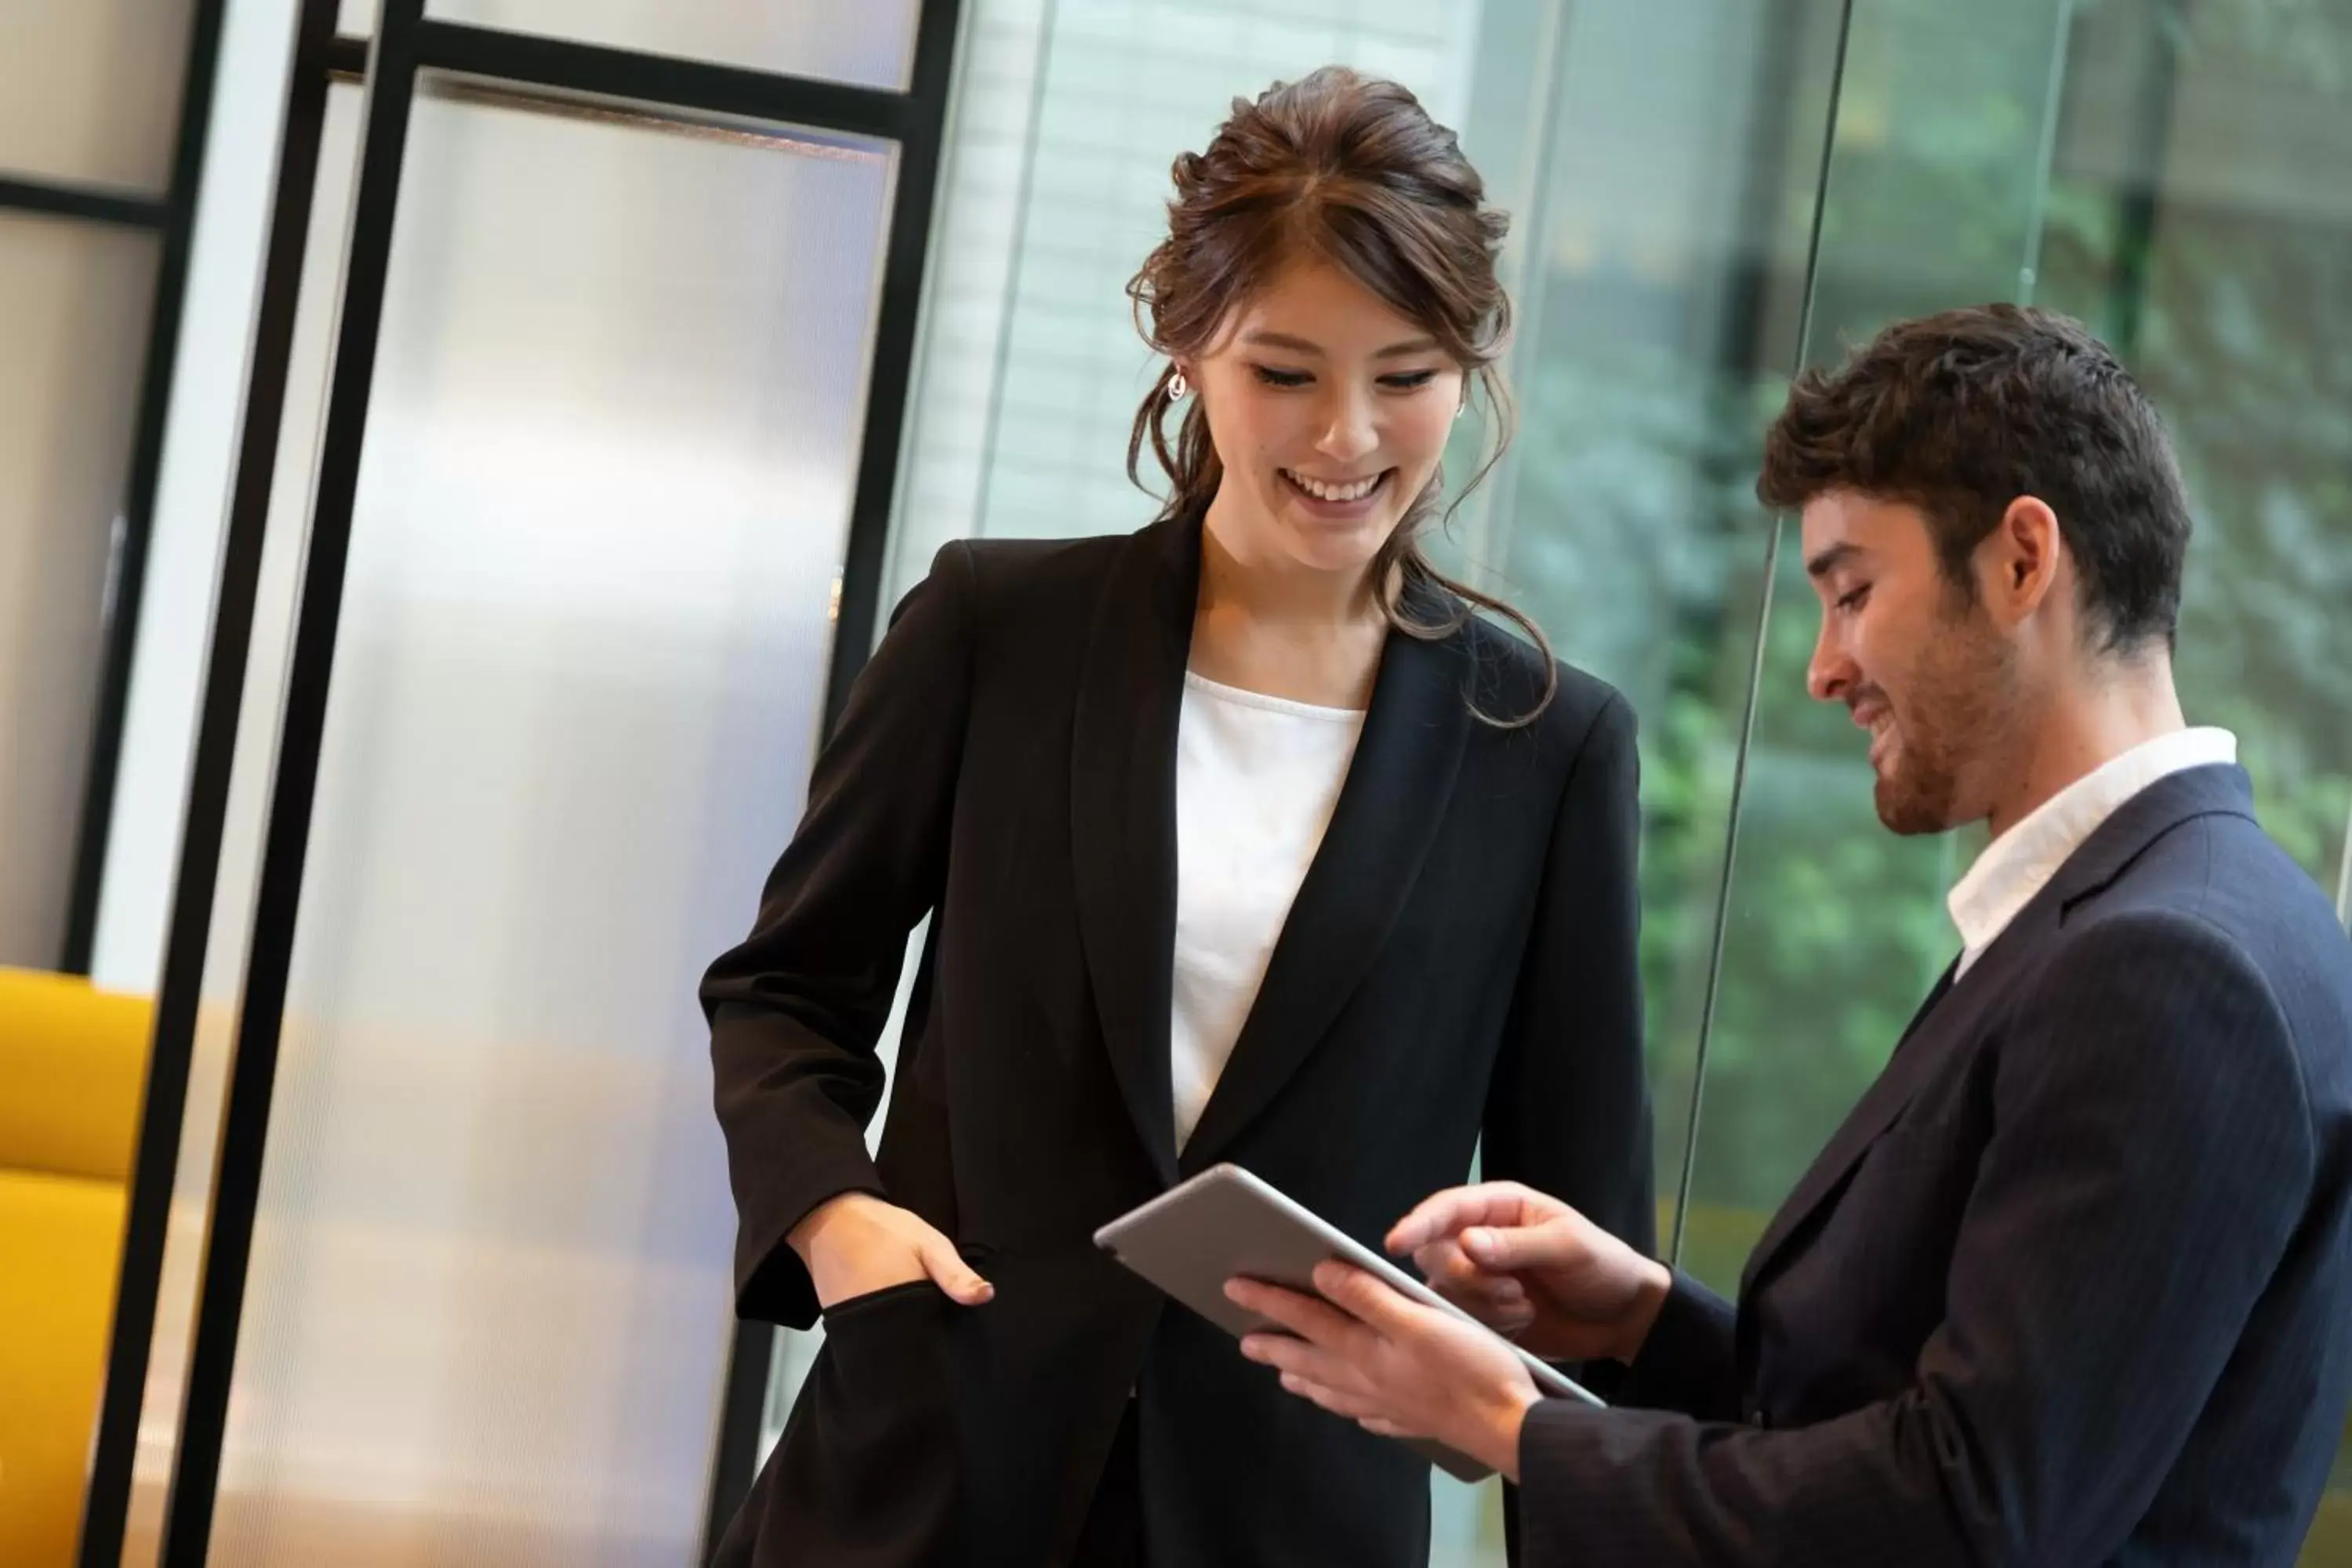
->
[72,0,964,1561]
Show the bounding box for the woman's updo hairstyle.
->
[1126,65,1554,723]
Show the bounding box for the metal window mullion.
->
[152,0,431,1557]
[0,173,169,227]
[412,18,916,140]
[75,2,346,1561]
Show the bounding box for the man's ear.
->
[1979,495,2063,628]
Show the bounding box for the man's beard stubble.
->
[1871,604,2019,837]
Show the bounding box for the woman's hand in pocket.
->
[789,1192,995,1311]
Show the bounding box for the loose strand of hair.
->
[1376,368,1557,730]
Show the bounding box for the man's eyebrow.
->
[1806,541,1865,579]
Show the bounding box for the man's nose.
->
[1807,617,1855,704]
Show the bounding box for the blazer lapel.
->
[1069,513,1200,1186]
[1737,761,2259,1296]
[1178,600,1472,1173]
[1739,956,1962,1296]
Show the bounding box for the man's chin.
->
[1872,773,1954,837]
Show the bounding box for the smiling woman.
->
[1180,270,1458,588]
[1125,67,1557,722]
[701,64,1654,1568]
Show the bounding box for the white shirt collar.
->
[1947,727,2238,974]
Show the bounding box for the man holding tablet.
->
[1229,307,2352,1566]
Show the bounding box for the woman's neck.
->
[1189,504,1388,709]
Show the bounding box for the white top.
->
[1171,671,1367,1148]
[1947,726,2239,978]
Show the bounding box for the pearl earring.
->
[1168,368,1189,401]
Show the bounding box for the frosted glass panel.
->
[118,82,368,1568]
[339,0,377,36]
[209,82,895,1564]
[427,0,920,89]
[0,215,158,966]
[0,0,197,191]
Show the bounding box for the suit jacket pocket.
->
[822,1277,944,1322]
[732,1281,960,1566]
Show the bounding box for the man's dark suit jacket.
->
[1521,763,2352,1566]
[702,511,1655,1566]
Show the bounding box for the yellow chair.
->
[0,967,151,1568]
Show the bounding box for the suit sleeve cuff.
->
[1515,1396,1696,1561]
[733,1160,888,1330]
[1617,1269,1740,1418]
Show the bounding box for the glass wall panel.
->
[205,82,895,1565]
[2031,2,2352,1555]
[0,0,198,192]
[880,0,1055,610]
[425,0,922,91]
[2036,0,2352,968]
[1690,0,2352,1557]
[1470,0,1849,1276]
[0,215,160,967]
[1680,0,2078,1291]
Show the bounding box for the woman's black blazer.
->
[704,510,1653,1567]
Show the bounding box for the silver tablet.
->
[1093,1163,1602,1482]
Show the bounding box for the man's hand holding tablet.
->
[1094,1164,1605,1482]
